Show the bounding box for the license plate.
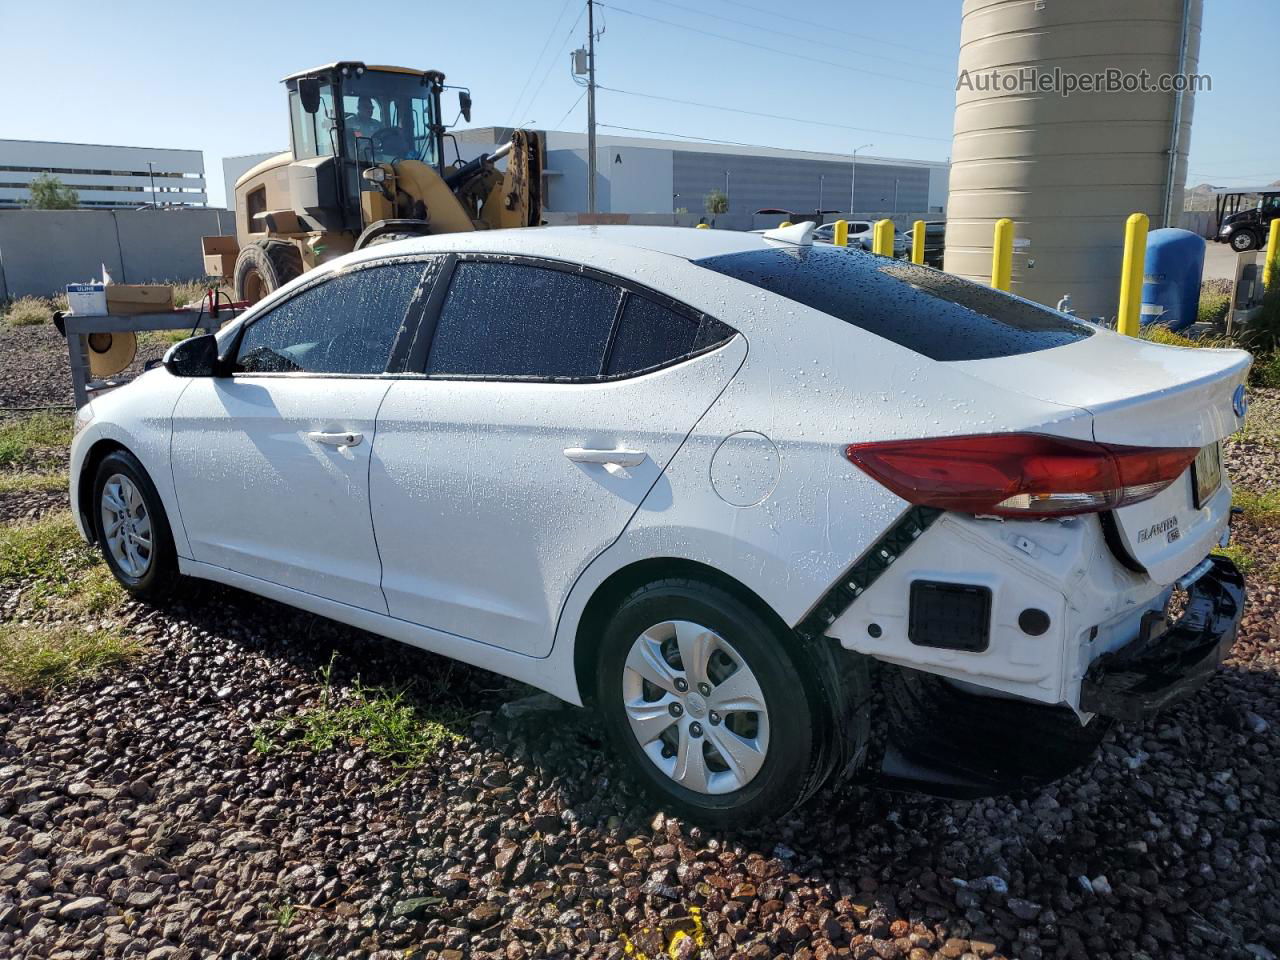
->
[1192,441,1223,508]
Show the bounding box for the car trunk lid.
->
[956,331,1251,583]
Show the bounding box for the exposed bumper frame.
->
[1080,555,1245,723]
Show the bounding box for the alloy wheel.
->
[621,619,770,795]
[100,473,153,579]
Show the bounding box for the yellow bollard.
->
[779,220,793,228]
[696,223,709,229]
[1265,218,1280,291]
[1117,212,1149,337]
[833,219,849,247]
[872,219,894,256]
[991,218,1014,291]
[911,219,926,265]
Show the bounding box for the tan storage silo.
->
[944,0,1202,321]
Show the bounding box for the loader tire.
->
[233,239,304,305]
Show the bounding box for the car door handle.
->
[563,447,647,467]
[307,431,363,447]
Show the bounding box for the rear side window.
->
[606,295,734,376]
[427,262,621,378]
[235,261,424,375]
[696,246,1092,361]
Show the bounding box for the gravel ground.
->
[1,328,1278,959]
[0,322,174,411]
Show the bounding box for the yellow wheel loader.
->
[207,62,543,303]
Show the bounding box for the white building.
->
[454,127,950,219]
[221,151,284,210]
[0,139,207,209]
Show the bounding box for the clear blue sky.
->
[2,0,1275,208]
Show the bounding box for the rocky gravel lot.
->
[1,325,1278,959]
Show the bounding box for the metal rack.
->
[53,304,243,408]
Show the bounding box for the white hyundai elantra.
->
[70,224,1248,824]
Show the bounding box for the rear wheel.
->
[233,239,304,304]
[1230,230,1257,252]
[92,450,180,600]
[596,578,833,826]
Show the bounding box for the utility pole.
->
[586,0,598,214]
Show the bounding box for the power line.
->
[597,2,948,89]
[715,0,954,59]
[599,85,953,143]
[509,0,577,123]
[555,89,588,128]
[643,0,952,74]
[598,123,818,152]
[513,4,587,125]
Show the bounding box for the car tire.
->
[596,577,833,826]
[92,450,181,601]
[1230,231,1257,252]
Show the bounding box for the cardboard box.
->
[65,283,107,316]
[105,284,175,316]
[202,235,238,278]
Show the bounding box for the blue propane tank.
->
[1141,228,1205,333]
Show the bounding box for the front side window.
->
[235,262,426,375]
[696,245,1092,361]
[426,262,621,378]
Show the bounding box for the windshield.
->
[341,71,438,167]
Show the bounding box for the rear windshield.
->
[695,245,1092,361]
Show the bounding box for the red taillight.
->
[844,434,1198,518]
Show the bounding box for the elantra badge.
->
[1233,384,1248,418]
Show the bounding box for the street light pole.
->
[147,161,158,208]
[850,143,872,218]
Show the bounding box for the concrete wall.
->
[1180,210,1217,238]
[0,209,235,299]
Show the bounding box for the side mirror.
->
[458,90,472,123]
[163,333,222,378]
[299,78,322,115]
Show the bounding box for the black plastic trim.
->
[797,505,942,638]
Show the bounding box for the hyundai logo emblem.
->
[1233,384,1249,418]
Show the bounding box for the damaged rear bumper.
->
[1080,555,1245,723]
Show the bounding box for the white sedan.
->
[71,224,1249,825]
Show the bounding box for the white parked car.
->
[71,224,1249,825]
[812,219,907,256]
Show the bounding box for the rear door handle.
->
[307,431,363,447]
[564,447,647,467]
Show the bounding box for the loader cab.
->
[283,62,446,233]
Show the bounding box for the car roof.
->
[349,225,776,264]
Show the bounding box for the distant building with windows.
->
[0,139,207,209]
[451,127,950,219]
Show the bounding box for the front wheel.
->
[1230,230,1257,252]
[92,450,181,600]
[596,578,833,826]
